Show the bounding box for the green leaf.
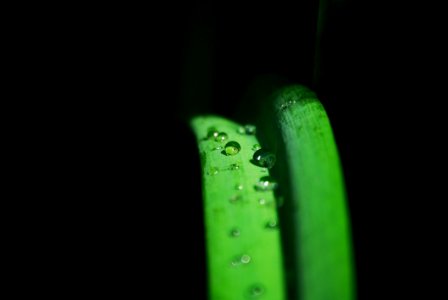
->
[191,116,286,300]
[272,85,355,300]
[190,85,355,300]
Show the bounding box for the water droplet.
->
[211,145,224,151]
[247,284,265,298]
[229,163,240,170]
[258,198,267,205]
[253,149,276,169]
[252,144,261,151]
[207,167,219,175]
[244,124,257,135]
[254,176,278,191]
[237,124,257,135]
[236,184,244,190]
[231,254,251,267]
[229,194,242,203]
[207,127,219,139]
[240,254,251,264]
[265,220,279,229]
[225,141,241,156]
[230,228,241,237]
[215,132,228,142]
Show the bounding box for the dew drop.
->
[207,127,219,139]
[247,284,265,298]
[252,144,261,151]
[253,149,276,169]
[254,176,278,191]
[265,220,279,229]
[229,163,240,170]
[237,124,257,135]
[215,132,228,142]
[231,254,251,267]
[258,198,267,205]
[236,184,244,191]
[230,228,241,237]
[244,124,257,135]
[240,254,251,264]
[207,167,219,176]
[225,141,241,156]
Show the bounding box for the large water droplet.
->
[225,141,241,156]
[247,284,265,298]
[253,149,276,169]
[230,228,241,237]
[215,132,228,142]
[254,176,278,191]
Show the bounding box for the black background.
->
[39,1,444,299]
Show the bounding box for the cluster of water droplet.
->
[206,124,284,297]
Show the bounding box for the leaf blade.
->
[191,115,286,300]
[274,85,355,300]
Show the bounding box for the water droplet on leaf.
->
[252,144,261,151]
[225,141,241,156]
[240,254,251,264]
[247,284,265,298]
[237,124,257,135]
[253,149,276,169]
[236,184,244,190]
[207,127,219,139]
[244,124,256,135]
[229,163,240,170]
[265,220,279,229]
[230,228,241,237]
[258,198,267,205]
[207,167,219,175]
[215,132,228,142]
[231,254,251,267]
[254,176,278,191]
